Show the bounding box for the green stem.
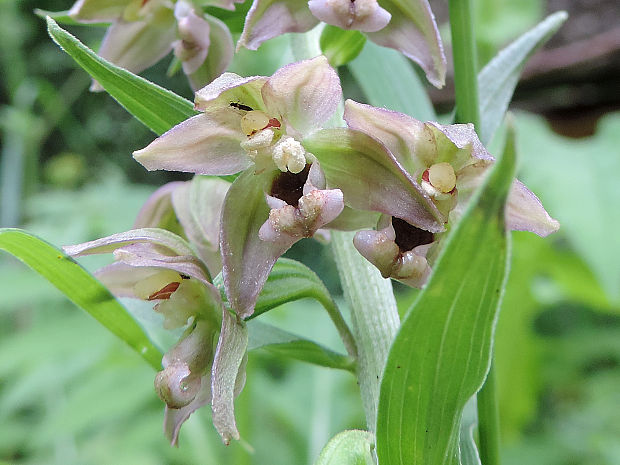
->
[449,0,481,128]
[450,1,500,463]
[331,231,400,432]
[477,359,501,465]
[320,294,358,359]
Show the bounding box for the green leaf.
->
[478,11,567,144]
[213,257,340,317]
[252,258,337,319]
[320,26,366,68]
[247,321,355,372]
[45,17,197,136]
[314,430,375,465]
[0,229,162,370]
[348,41,436,121]
[376,118,515,464]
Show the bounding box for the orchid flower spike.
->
[63,178,246,446]
[343,100,560,288]
[237,0,446,87]
[68,0,234,90]
[133,56,446,317]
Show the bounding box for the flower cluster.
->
[65,56,558,445]
[68,0,447,90]
[68,0,236,90]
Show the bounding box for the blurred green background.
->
[1,0,619,464]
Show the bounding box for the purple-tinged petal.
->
[345,100,489,177]
[506,180,560,237]
[160,320,217,445]
[353,217,432,288]
[454,164,559,237]
[184,14,234,91]
[221,170,290,318]
[96,8,176,77]
[308,0,391,32]
[172,177,230,276]
[344,99,427,176]
[237,0,319,51]
[133,181,186,229]
[194,73,268,112]
[259,162,344,242]
[303,128,445,232]
[164,380,211,446]
[68,0,131,22]
[63,228,196,258]
[211,309,248,444]
[262,56,342,135]
[133,112,249,175]
[259,188,345,242]
[365,0,446,88]
[112,242,211,285]
[174,2,211,75]
[155,320,213,408]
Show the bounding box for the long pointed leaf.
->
[0,229,162,369]
[46,17,197,136]
[252,258,338,319]
[478,11,567,144]
[376,119,515,464]
[248,320,355,372]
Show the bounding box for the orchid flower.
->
[133,56,446,318]
[68,0,234,90]
[237,0,446,87]
[63,178,247,446]
[342,100,560,287]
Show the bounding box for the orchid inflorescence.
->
[64,55,558,445]
[61,0,559,448]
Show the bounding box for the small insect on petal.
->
[230,102,254,112]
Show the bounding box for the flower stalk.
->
[449,0,480,129]
[449,0,501,463]
[331,231,400,432]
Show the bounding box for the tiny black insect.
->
[229,102,253,111]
